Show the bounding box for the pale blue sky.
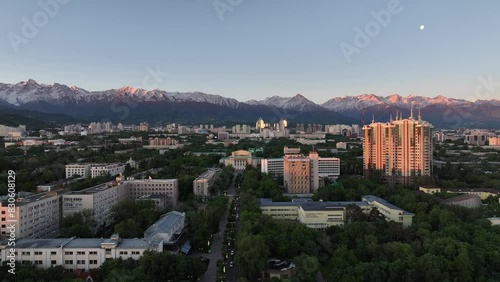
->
[1,0,499,103]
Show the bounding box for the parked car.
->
[281,263,295,271]
[230,250,235,256]
[229,261,234,267]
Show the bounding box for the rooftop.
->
[362,195,414,215]
[12,237,159,249]
[144,211,185,240]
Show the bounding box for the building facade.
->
[260,195,414,229]
[220,150,259,170]
[363,111,433,185]
[0,234,162,271]
[193,168,221,197]
[65,164,91,179]
[0,192,61,239]
[90,164,126,178]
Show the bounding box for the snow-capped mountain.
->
[321,94,472,111]
[0,80,499,128]
[246,94,323,112]
[0,80,241,108]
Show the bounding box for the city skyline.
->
[1,1,500,103]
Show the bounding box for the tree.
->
[293,254,320,282]
[60,209,95,238]
[235,234,269,280]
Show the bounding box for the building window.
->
[65,251,73,255]
[77,260,85,264]
[22,252,30,256]
[34,260,43,265]
[89,251,97,255]
[77,251,85,255]
[51,251,57,255]
[51,260,57,265]
[64,260,73,265]
[90,260,98,264]
[131,251,140,255]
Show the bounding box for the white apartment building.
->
[65,164,91,179]
[0,234,163,271]
[0,192,61,239]
[124,179,179,207]
[193,168,221,197]
[62,182,128,230]
[90,164,126,178]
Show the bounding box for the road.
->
[199,172,239,282]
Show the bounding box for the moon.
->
[420,25,425,30]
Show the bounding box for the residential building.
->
[259,195,414,229]
[0,192,61,239]
[90,164,126,178]
[363,111,433,185]
[62,182,128,230]
[442,194,481,209]
[148,137,178,146]
[193,168,221,197]
[218,132,229,141]
[0,124,26,137]
[0,234,162,271]
[220,150,259,170]
[65,164,91,179]
[464,131,489,146]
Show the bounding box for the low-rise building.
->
[419,186,500,200]
[135,194,168,211]
[0,234,162,271]
[260,195,414,229]
[124,179,179,208]
[442,194,481,209]
[143,211,186,245]
[220,150,259,170]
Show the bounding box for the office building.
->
[261,147,340,193]
[363,110,433,185]
[0,234,163,271]
[193,168,221,197]
[124,179,179,208]
[65,164,92,179]
[489,137,500,146]
[143,211,185,244]
[259,195,414,229]
[135,194,168,210]
[90,164,126,178]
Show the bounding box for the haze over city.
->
[2,0,500,103]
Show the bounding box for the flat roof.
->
[144,211,185,239]
[362,195,414,215]
[14,237,159,249]
[299,201,368,211]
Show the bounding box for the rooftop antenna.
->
[390,113,393,122]
[372,114,375,123]
[396,110,399,121]
[410,103,414,119]
[418,108,422,120]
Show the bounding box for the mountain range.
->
[1,80,499,128]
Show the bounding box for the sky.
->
[1,0,499,103]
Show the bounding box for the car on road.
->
[229,261,234,267]
[230,250,235,256]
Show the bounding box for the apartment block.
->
[489,136,500,146]
[65,164,91,179]
[0,192,61,239]
[62,182,128,230]
[261,158,284,179]
[283,154,311,194]
[193,168,221,197]
[363,111,433,185]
